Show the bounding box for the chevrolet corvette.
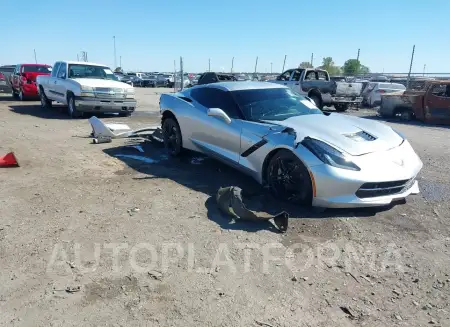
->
[159,82,422,208]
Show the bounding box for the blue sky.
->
[2,0,449,74]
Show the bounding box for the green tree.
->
[319,57,341,76]
[342,59,360,75]
[299,61,313,68]
[114,67,123,73]
[359,65,370,74]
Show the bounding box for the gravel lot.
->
[1,88,449,327]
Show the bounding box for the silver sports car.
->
[159,82,423,208]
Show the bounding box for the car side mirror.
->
[208,108,231,124]
[60,72,66,79]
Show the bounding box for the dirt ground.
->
[0,88,449,327]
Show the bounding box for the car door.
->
[45,62,60,100]
[289,69,303,93]
[424,84,450,122]
[275,69,294,87]
[189,87,243,166]
[53,62,67,103]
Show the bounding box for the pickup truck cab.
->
[269,68,363,111]
[10,64,52,100]
[36,61,136,118]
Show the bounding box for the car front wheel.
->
[266,150,312,206]
[162,117,183,156]
[67,94,82,118]
[39,89,52,108]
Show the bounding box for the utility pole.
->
[77,54,79,61]
[231,57,234,74]
[282,55,287,73]
[208,58,211,72]
[33,49,37,64]
[357,48,360,61]
[180,57,184,91]
[113,36,117,69]
[423,64,426,76]
[270,62,273,74]
[406,45,415,89]
[310,53,314,67]
[120,56,122,69]
[254,56,258,74]
[173,60,176,92]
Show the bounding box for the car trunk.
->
[334,82,363,97]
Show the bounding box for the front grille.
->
[94,87,125,99]
[356,179,414,198]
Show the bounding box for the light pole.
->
[270,62,272,74]
[120,56,122,69]
[113,36,117,69]
[231,57,234,74]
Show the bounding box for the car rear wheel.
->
[39,89,52,108]
[162,117,183,156]
[266,150,312,206]
[67,94,82,118]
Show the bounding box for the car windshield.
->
[233,88,323,121]
[68,64,116,80]
[23,65,52,73]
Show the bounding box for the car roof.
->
[64,61,109,67]
[202,81,285,92]
[20,63,51,67]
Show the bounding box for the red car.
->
[10,64,52,100]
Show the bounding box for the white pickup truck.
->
[36,61,136,117]
[269,68,363,111]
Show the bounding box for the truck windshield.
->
[23,66,52,73]
[68,64,116,80]
[233,88,323,121]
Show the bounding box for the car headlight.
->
[301,137,360,171]
[80,85,95,97]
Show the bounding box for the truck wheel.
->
[400,110,414,121]
[309,94,323,109]
[67,94,82,118]
[39,88,52,108]
[334,104,348,112]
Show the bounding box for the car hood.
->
[71,78,133,89]
[265,114,403,156]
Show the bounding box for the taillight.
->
[377,89,385,93]
[0,72,4,80]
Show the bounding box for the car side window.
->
[14,65,21,75]
[291,69,302,81]
[317,71,328,80]
[191,88,242,119]
[51,63,60,77]
[199,73,218,84]
[57,63,67,79]
[304,71,317,80]
[278,70,293,81]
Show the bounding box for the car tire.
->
[400,110,414,121]
[266,150,312,206]
[309,94,323,110]
[162,117,183,157]
[39,88,52,108]
[12,89,18,99]
[334,104,348,112]
[67,94,82,118]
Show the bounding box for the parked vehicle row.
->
[10,64,53,100]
